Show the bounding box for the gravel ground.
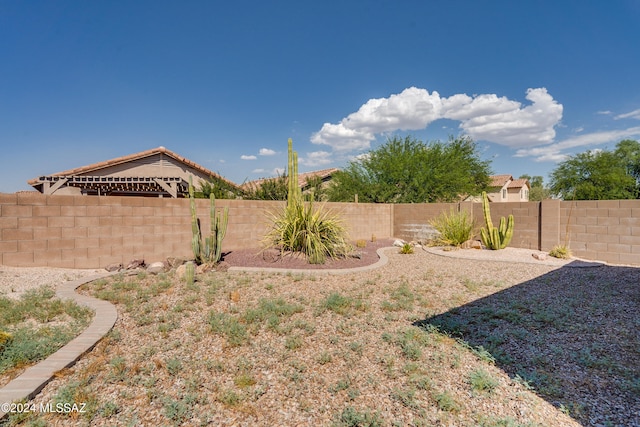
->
[1,246,637,426]
[0,266,104,300]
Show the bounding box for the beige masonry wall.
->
[0,193,393,268]
[1,193,639,268]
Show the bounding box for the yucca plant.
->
[262,139,350,264]
[429,208,475,247]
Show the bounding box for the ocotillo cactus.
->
[480,191,514,250]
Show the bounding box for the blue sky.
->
[2,0,640,192]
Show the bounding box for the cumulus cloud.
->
[259,148,276,156]
[311,87,563,152]
[300,151,333,167]
[514,126,640,162]
[615,109,640,120]
[240,155,257,160]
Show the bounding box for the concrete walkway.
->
[0,272,117,419]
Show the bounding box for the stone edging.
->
[228,246,392,275]
[0,272,117,419]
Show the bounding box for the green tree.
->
[327,135,491,203]
[614,139,640,185]
[549,141,639,200]
[242,174,288,200]
[196,176,239,199]
[518,174,552,201]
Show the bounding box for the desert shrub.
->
[549,245,572,259]
[263,139,351,264]
[264,200,351,264]
[399,243,414,254]
[429,208,475,247]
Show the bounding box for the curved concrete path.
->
[0,272,117,419]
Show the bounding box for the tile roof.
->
[488,174,513,187]
[27,146,238,189]
[507,178,529,189]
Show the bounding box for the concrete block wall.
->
[0,194,394,269]
[395,201,541,251]
[1,193,638,268]
[559,199,640,265]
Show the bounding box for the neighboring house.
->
[28,146,239,198]
[486,174,530,202]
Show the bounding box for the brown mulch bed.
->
[221,239,395,270]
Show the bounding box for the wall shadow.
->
[415,262,639,426]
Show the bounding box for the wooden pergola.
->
[32,176,188,197]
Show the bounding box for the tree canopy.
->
[326,135,492,203]
[548,139,640,200]
[518,174,552,201]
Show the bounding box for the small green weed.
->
[469,368,499,393]
[333,406,383,427]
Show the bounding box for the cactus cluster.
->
[480,191,514,250]
[189,177,229,264]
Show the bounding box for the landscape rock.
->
[166,257,187,269]
[393,239,406,247]
[532,252,547,261]
[146,262,166,275]
[262,248,281,263]
[104,263,122,272]
[175,264,186,280]
[461,239,483,249]
[126,259,145,270]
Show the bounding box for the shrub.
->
[429,208,475,247]
[399,243,414,254]
[263,139,350,264]
[549,245,572,259]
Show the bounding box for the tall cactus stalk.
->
[189,177,202,263]
[204,193,228,263]
[189,176,228,264]
[480,191,514,250]
[287,138,301,209]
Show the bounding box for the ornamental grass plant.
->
[429,208,476,247]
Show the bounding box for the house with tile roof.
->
[28,147,240,198]
[486,174,530,202]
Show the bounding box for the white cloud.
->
[514,126,640,162]
[615,109,640,120]
[273,167,285,176]
[240,155,257,160]
[311,87,563,152]
[300,151,333,167]
[259,148,276,156]
[447,88,563,147]
[251,168,266,174]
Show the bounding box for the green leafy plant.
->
[263,139,350,264]
[480,191,514,250]
[429,208,475,247]
[189,177,228,265]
